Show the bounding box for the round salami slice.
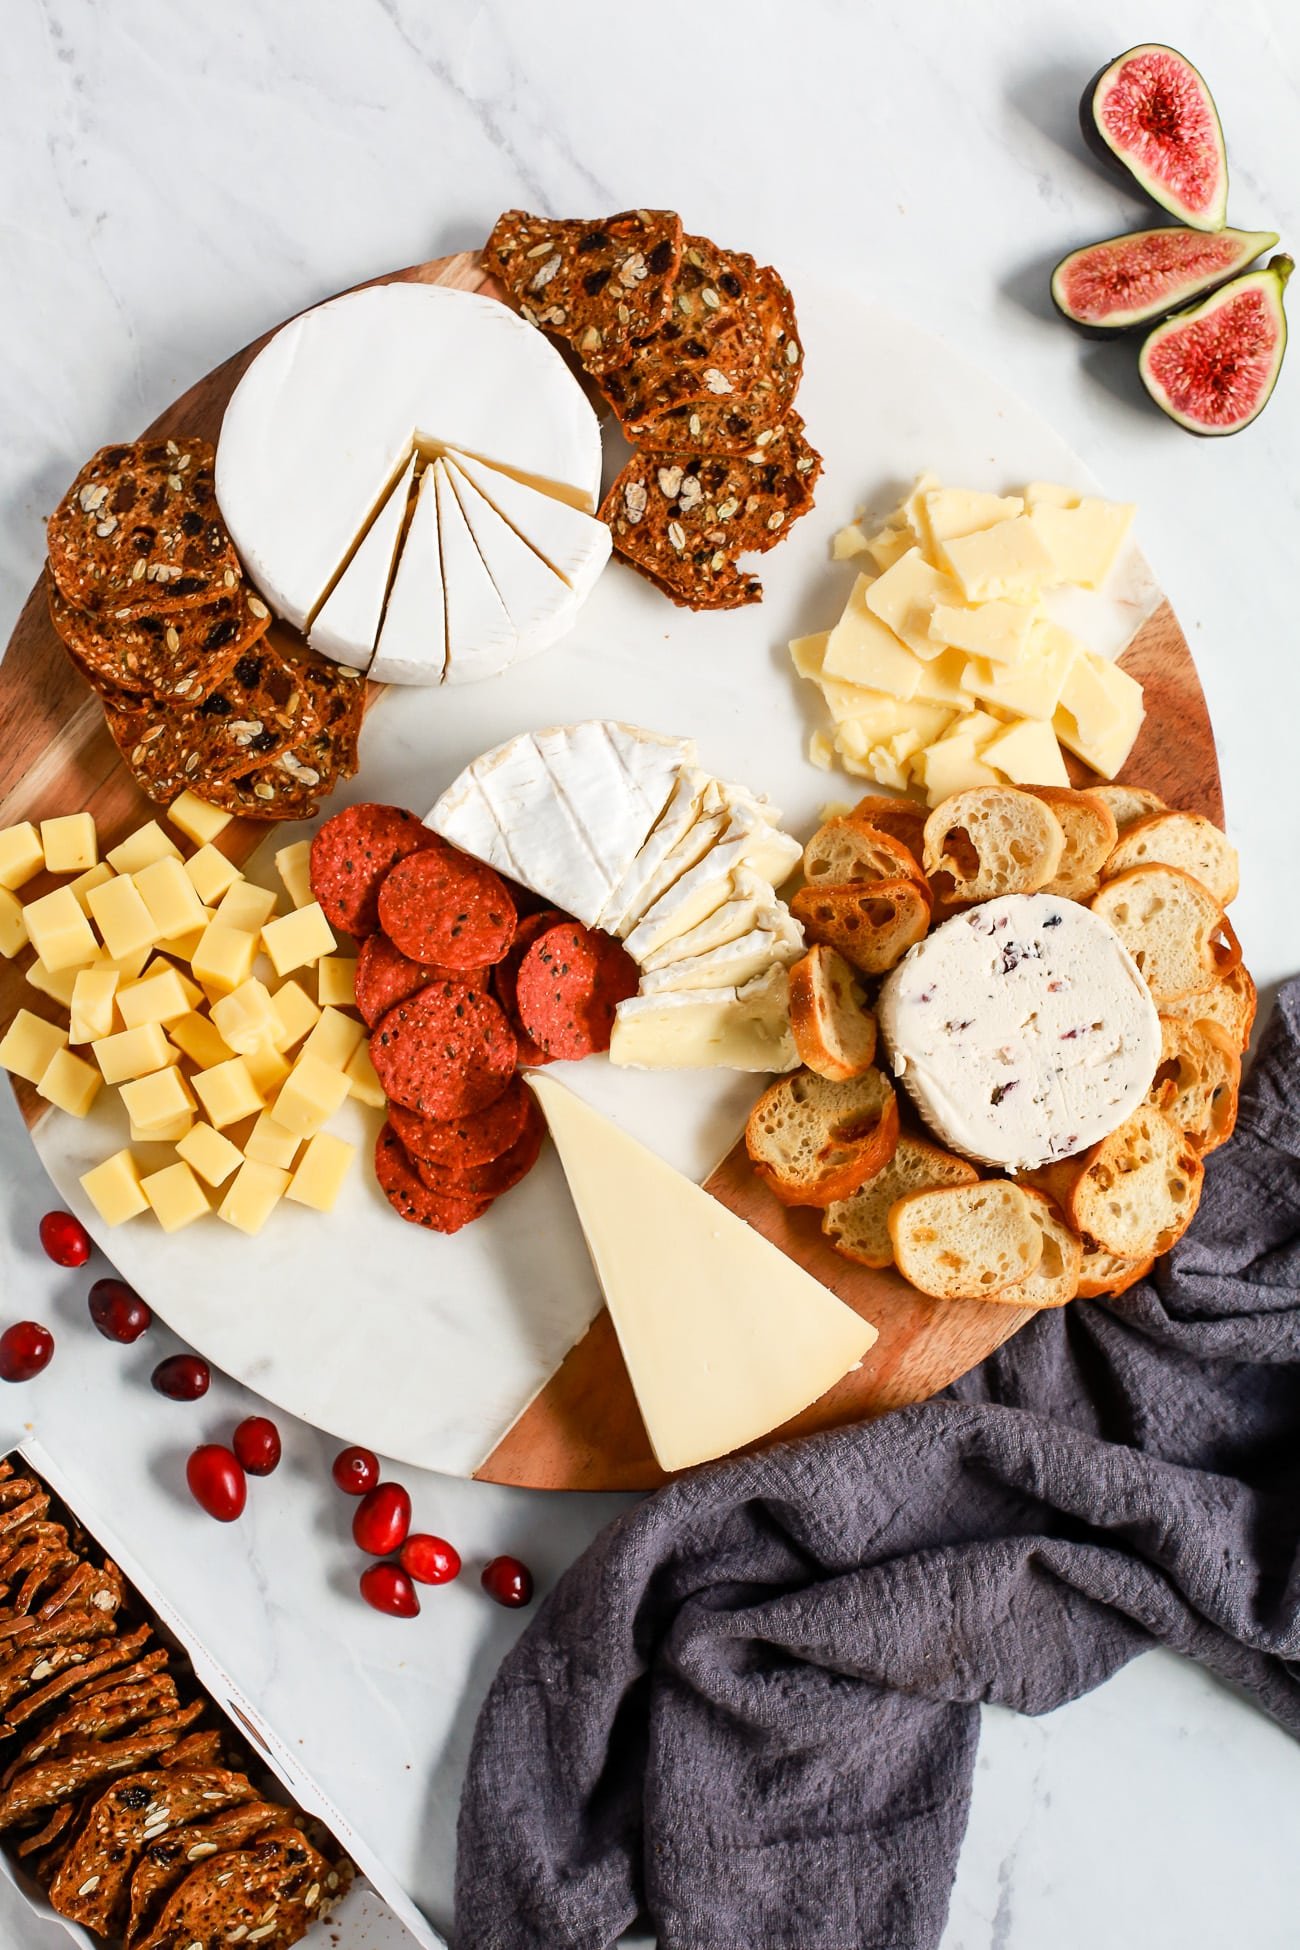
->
[492,909,565,1018]
[377,845,516,971]
[514,923,640,1060]
[388,1075,531,1172]
[374,1125,491,1234]
[369,982,517,1121]
[415,1096,545,1201]
[309,803,441,937]
[354,932,487,1029]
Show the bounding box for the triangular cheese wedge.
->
[370,463,446,686]
[434,459,517,684]
[446,449,610,595]
[528,1075,876,1471]
[447,466,577,661]
[308,452,416,669]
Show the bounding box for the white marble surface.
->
[1,2,1299,1945]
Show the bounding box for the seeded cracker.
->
[599,236,765,434]
[48,576,270,705]
[124,1799,289,1950]
[634,266,805,454]
[47,439,242,618]
[484,208,682,373]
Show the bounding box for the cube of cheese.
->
[87,876,158,962]
[23,886,98,972]
[164,910,216,964]
[210,979,278,1055]
[0,888,29,959]
[105,821,182,875]
[343,1039,385,1108]
[942,517,1056,604]
[36,1047,103,1118]
[141,1161,209,1233]
[175,1121,244,1188]
[315,957,357,1012]
[26,957,80,1008]
[191,1056,265,1129]
[92,1022,172,1085]
[167,790,232,847]
[821,577,921,698]
[80,1148,148,1225]
[960,619,1081,722]
[96,940,153,983]
[287,1131,356,1212]
[116,966,193,1030]
[185,845,242,906]
[168,1011,236,1070]
[67,862,115,914]
[1028,498,1134,589]
[130,1112,195,1145]
[863,548,963,659]
[929,600,1037,666]
[0,822,45,891]
[0,1009,68,1085]
[274,841,314,909]
[190,923,258,996]
[274,1050,351,1138]
[301,1006,364,1070]
[243,1039,292,1098]
[40,813,97,874]
[268,979,320,1051]
[261,902,336,978]
[133,857,207,943]
[215,881,278,932]
[120,1065,196,1135]
[70,967,119,1044]
[979,717,1071,787]
[244,1112,301,1169]
[218,1159,290,1235]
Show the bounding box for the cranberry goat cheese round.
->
[877,893,1160,1170]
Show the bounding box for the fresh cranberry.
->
[232,1416,281,1476]
[185,1445,247,1522]
[39,1211,90,1268]
[359,1562,420,1618]
[351,1483,411,1557]
[400,1534,461,1586]
[88,1278,152,1344]
[0,1322,54,1383]
[332,1446,380,1495]
[151,1354,210,1401]
[481,1555,534,1609]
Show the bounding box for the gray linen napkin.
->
[456,979,1300,1950]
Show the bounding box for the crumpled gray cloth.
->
[456,980,1300,1950]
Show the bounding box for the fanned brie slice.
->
[434,461,517,684]
[308,452,416,669]
[370,463,446,686]
[448,466,578,661]
[446,449,611,595]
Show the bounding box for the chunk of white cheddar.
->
[36,1047,102,1118]
[2,1008,71,1085]
[942,516,1056,604]
[929,599,1037,666]
[185,845,243,907]
[863,548,963,659]
[979,717,1070,787]
[141,1161,210,1233]
[863,524,913,572]
[261,902,335,979]
[23,886,98,972]
[820,577,921,698]
[70,968,119,1044]
[1028,498,1134,589]
[120,1066,197,1135]
[87,877,157,962]
[960,619,1081,721]
[274,841,314,909]
[92,1022,172,1085]
[105,822,181,875]
[175,1121,244,1189]
[40,813,97,874]
[80,1149,148,1225]
[922,487,1024,548]
[0,823,45,891]
[218,1159,290,1235]
[1053,653,1144,779]
[167,791,232,847]
[286,1131,356,1211]
[273,1050,351,1137]
[0,889,29,959]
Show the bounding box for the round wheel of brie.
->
[877,894,1160,1170]
[215,284,609,684]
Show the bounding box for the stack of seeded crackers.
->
[0,1458,353,1947]
[484,210,821,609]
[45,438,364,822]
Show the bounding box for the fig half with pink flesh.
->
[1081,44,1228,231]
[1052,227,1278,336]
[1139,256,1291,435]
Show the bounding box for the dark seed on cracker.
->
[484,208,683,372]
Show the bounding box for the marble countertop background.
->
[2,2,1299,1944]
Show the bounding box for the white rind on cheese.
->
[434,461,518,684]
[446,450,610,595]
[527,1073,875,1472]
[637,925,802,995]
[638,866,803,971]
[447,464,579,662]
[598,767,712,935]
[609,966,798,1074]
[622,811,802,963]
[307,452,416,668]
[368,462,446,686]
[532,722,684,889]
[877,893,1160,1170]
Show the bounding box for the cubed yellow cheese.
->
[141,1161,209,1232]
[25,957,80,1007]
[130,1112,194,1145]
[821,577,921,699]
[116,966,193,1030]
[0,1010,69,1085]
[92,1022,172,1085]
[167,790,232,847]
[830,521,870,561]
[184,844,242,906]
[39,812,98,874]
[243,1039,291,1098]
[164,910,216,964]
[175,1121,244,1188]
[36,1047,102,1118]
[1054,653,1144,779]
[268,979,320,1051]
[80,1148,148,1225]
[105,821,182,875]
[960,619,1081,721]
[286,1131,356,1212]
[261,901,336,978]
[979,717,1071,787]
[808,729,834,770]
[274,1050,351,1138]
[70,967,119,1044]
[190,923,258,996]
[191,1056,265,1129]
[274,841,314,909]
[315,957,357,1012]
[210,979,278,1055]
[343,1039,385,1108]
[0,822,45,891]
[300,1006,364,1070]
[942,517,1056,604]
[87,875,158,962]
[168,1011,236,1070]
[929,600,1037,666]
[921,487,1024,549]
[218,1159,290,1235]
[96,940,153,983]
[133,857,207,942]
[23,886,98,971]
[120,1065,197,1135]
[863,525,914,573]
[215,881,279,932]
[244,1112,301,1169]
[788,631,828,681]
[67,862,115,914]
[1028,498,1134,588]
[863,548,963,659]
[0,888,29,959]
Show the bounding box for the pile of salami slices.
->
[309,803,638,1235]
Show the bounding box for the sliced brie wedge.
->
[308,451,416,669]
[370,463,446,686]
[434,461,517,684]
[448,465,578,661]
[610,966,798,1073]
[447,449,611,595]
[638,926,798,995]
[623,810,802,962]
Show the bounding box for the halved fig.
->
[1052,227,1278,335]
[1139,256,1291,435]
[1081,45,1228,231]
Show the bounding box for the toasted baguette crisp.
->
[1149,1016,1241,1154]
[1091,785,1166,834]
[1161,963,1257,1051]
[1012,1192,1082,1308]
[822,1132,978,1269]
[1065,1105,1203,1261]
[791,877,931,976]
[788,945,878,1082]
[849,795,927,869]
[1104,811,1239,906]
[1091,865,1239,1004]
[802,817,927,891]
[922,786,1065,903]
[1028,786,1118,902]
[889,1180,1042,1300]
[1076,1240,1154,1299]
[746,1066,899,1208]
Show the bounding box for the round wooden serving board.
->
[1,251,1222,1492]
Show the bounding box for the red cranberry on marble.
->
[332,1446,380,1496]
[151,1354,210,1401]
[400,1534,461,1586]
[0,1322,54,1383]
[88,1278,152,1344]
[360,1562,419,1618]
[351,1483,411,1557]
[232,1416,281,1477]
[481,1555,533,1609]
[185,1444,247,1523]
[39,1211,90,1268]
